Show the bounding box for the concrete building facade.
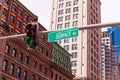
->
[52,42,71,72]
[51,0,102,79]
[102,32,120,80]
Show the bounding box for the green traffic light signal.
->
[26,23,38,50]
[27,38,33,47]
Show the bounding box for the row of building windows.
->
[58,0,79,8]
[58,8,79,15]
[9,14,27,31]
[58,13,78,21]
[3,60,28,80]
[57,22,78,29]
[5,45,67,80]
[3,59,67,80]
[11,3,29,22]
[5,44,49,64]
[64,44,77,51]
[91,72,99,80]
[57,37,77,44]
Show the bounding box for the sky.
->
[19,0,120,30]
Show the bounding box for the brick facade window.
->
[5,44,10,53]
[25,56,29,64]
[12,49,17,57]
[4,0,9,5]
[23,70,27,80]
[10,63,15,74]
[3,60,8,71]
[19,53,23,61]
[10,15,15,23]
[17,67,21,77]
[12,4,16,11]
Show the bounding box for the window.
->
[45,68,47,74]
[24,14,28,21]
[17,67,21,77]
[23,70,27,80]
[58,17,63,22]
[64,38,69,43]
[39,78,41,80]
[72,37,77,42]
[12,4,16,11]
[16,20,21,28]
[39,64,42,72]
[32,74,35,80]
[40,47,43,53]
[5,0,9,5]
[66,1,71,7]
[59,76,62,80]
[18,9,22,17]
[59,0,64,2]
[71,52,77,58]
[3,60,8,71]
[65,15,71,21]
[64,45,69,50]
[72,61,77,67]
[5,44,10,53]
[19,53,23,61]
[57,24,62,29]
[58,10,63,15]
[55,74,58,80]
[65,22,70,28]
[3,8,8,17]
[33,61,37,68]
[46,51,48,57]
[22,25,26,33]
[1,78,6,80]
[51,72,53,78]
[73,0,79,5]
[57,40,62,44]
[10,15,15,23]
[72,69,77,76]
[66,8,71,14]
[9,27,13,32]
[72,21,78,27]
[73,7,79,12]
[25,56,29,64]
[59,3,64,8]
[73,14,78,19]
[12,49,17,57]
[72,44,77,50]
[10,63,15,74]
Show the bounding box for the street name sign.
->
[48,27,78,42]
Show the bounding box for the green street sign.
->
[48,27,79,42]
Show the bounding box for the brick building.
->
[0,0,74,80]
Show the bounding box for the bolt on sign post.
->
[26,23,39,50]
[48,27,79,42]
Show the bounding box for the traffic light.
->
[26,23,38,50]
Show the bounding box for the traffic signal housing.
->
[26,23,38,50]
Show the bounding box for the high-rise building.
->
[107,26,120,60]
[102,32,120,80]
[51,0,101,79]
[102,32,113,80]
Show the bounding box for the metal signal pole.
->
[0,22,120,40]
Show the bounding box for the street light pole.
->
[0,21,120,40]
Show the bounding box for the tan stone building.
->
[51,0,102,80]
